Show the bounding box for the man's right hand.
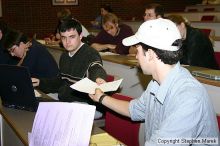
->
[31,78,40,87]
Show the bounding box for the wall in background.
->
[1,0,201,38]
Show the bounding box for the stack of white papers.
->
[29,102,96,146]
[70,77,123,94]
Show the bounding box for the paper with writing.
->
[70,77,123,94]
[29,102,95,146]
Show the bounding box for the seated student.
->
[0,20,17,65]
[90,13,134,55]
[129,3,165,55]
[90,4,113,29]
[143,3,164,21]
[32,18,107,119]
[2,29,59,78]
[167,15,219,69]
[46,8,90,45]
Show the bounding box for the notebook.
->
[0,65,54,112]
[192,69,220,81]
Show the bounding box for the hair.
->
[167,15,191,26]
[58,18,82,35]
[145,3,165,18]
[101,4,113,13]
[2,29,28,50]
[0,20,9,36]
[139,40,183,65]
[102,13,119,24]
[57,8,72,20]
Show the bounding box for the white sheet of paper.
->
[70,77,123,94]
[29,102,95,146]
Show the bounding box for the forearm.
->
[91,43,109,51]
[101,95,131,117]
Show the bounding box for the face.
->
[143,8,157,21]
[8,42,26,58]
[0,30,2,40]
[60,28,82,54]
[176,22,186,40]
[102,21,118,36]
[101,8,109,16]
[135,45,152,75]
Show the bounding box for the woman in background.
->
[167,15,219,69]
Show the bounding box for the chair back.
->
[105,93,141,146]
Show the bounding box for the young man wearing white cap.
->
[89,18,219,145]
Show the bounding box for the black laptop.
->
[0,65,54,112]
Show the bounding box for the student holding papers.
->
[32,18,107,119]
[89,18,219,145]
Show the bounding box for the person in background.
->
[167,15,219,69]
[90,4,113,29]
[143,3,165,21]
[129,3,165,55]
[89,18,219,145]
[45,8,90,45]
[0,20,17,64]
[2,29,59,78]
[90,13,134,55]
[32,18,107,119]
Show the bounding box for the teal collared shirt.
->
[129,62,219,145]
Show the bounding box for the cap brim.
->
[122,35,140,46]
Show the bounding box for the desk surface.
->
[102,55,220,87]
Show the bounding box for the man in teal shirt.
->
[89,18,219,145]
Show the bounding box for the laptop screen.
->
[0,65,38,111]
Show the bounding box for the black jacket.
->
[181,25,219,69]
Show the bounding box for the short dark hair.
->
[101,4,113,13]
[145,3,165,18]
[139,41,183,65]
[58,18,82,35]
[2,29,28,50]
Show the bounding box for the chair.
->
[187,8,198,12]
[214,52,220,69]
[203,8,215,11]
[217,115,220,131]
[201,15,217,22]
[105,93,141,146]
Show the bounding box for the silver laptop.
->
[192,70,220,81]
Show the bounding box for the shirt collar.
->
[155,62,181,104]
[68,42,84,57]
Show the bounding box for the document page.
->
[29,102,96,146]
[70,77,123,94]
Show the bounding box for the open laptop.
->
[0,64,54,112]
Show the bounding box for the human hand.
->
[107,44,116,50]
[89,88,104,102]
[96,77,106,85]
[31,78,40,87]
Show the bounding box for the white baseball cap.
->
[122,18,181,51]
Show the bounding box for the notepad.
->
[192,70,220,81]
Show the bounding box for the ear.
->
[147,49,156,60]
[79,33,83,40]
